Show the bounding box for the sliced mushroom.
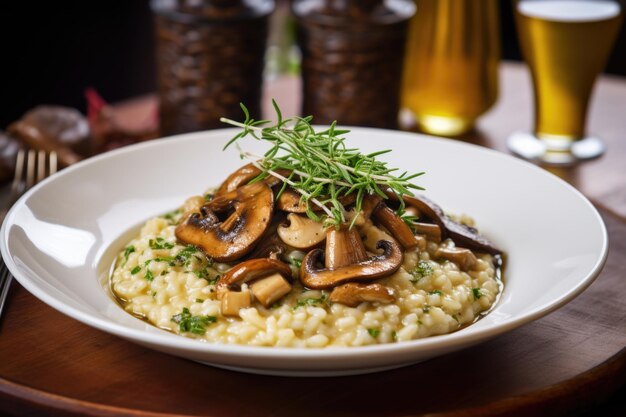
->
[216,258,292,297]
[277,188,356,213]
[175,181,273,262]
[443,221,502,256]
[277,213,327,249]
[413,222,442,242]
[435,247,478,271]
[216,163,289,196]
[300,228,403,290]
[385,190,501,255]
[372,203,420,250]
[329,283,395,307]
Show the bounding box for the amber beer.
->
[401,0,500,136]
[515,0,623,144]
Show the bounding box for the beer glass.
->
[401,0,500,136]
[508,0,623,165]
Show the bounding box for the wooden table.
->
[1,62,625,416]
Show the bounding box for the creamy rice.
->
[110,208,502,347]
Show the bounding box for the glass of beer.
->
[401,0,500,136]
[508,0,623,165]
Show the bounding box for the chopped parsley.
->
[196,298,205,303]
[160,270,169,276]
[145,269,154,281]
[391,330,397,341]
[410,260,433,283]
[294,294,327,309]
[171,308,216,335]
[130,265,141,275]
[472,288,483,301]
[150,246,202,268]
[175,245,199,267]
[149,237,175,250]
[429,290,443,296]
[367,328,380,338]
[290,258,302,268]
[163,209,182,223]
[122,245,135,266]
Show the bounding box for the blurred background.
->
[0,0,624,128]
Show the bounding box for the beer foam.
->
[518,1,621,22]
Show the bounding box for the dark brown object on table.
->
[153,0,274,136]
[6,107,89,168]
[293,0,415,129]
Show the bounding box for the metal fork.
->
[0,149,58,319]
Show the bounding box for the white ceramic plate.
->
[0,128,608,376]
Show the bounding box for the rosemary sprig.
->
[220,101,425,228]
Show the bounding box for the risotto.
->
[110,183,502,348]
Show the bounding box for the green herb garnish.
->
[122,245,135,266]
[149,237,175,250]
[196,298,205,303]
[472,288,483,301]
[130,265,141,275]
[429,290,443,296]
[145,269,154,281]
[175,245,199,266]
[290,258,302,268]
[410,260,433,283]
[294,294,327,309]
[171,308,216,335]
[221,101,425,228]
[367,328,380,338]
[163,209,182,224]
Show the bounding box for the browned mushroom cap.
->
[300,227,403,289]
[372,203,420,250]
[175,181,274,262]
[216,258,292,296]
[216,163,289,196]
[329,283,395,307]
[385,190,501,255]
[277,188,357,213]
[246,218,288,260]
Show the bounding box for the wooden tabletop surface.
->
[1,62,625,416]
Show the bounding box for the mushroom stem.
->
[414,222,442,242]
[325,227,368,269]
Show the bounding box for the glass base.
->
[507,131,605,166]
[417,115,475,137]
